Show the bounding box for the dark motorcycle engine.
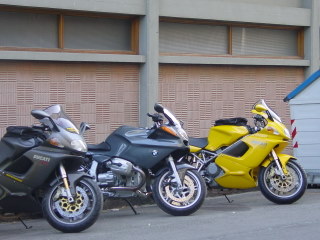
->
[205,162,221,177]
[203,162,223,188]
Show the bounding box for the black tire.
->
[42,177,102,233]
[152,169,207,216]
[258,160,307,204]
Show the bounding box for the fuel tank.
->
[205,125,249,151]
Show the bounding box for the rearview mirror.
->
[31,110,50,120]
[154,103,164,113]
[79,122,90,136]
[254,104,267,112]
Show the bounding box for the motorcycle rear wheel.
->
[258,160,307,204]
[42,177,102,233]
[152,169,206,216]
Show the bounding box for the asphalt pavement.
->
[1,189,320,240]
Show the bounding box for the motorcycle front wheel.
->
[152,169,206,216]
[258,160,307,204]
[42,177,102,233]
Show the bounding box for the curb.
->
[0,188,258,222]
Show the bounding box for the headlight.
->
[71,140,87,152]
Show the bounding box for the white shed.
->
[284,69,320,184]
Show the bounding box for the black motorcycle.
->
[84,103,206,216]
[0,105,102,233]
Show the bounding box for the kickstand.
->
[224,194,234,204]
[18,217,32,229]
[124,199,139,215]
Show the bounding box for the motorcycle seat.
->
[189,137,208,149]
[87,142,111,151]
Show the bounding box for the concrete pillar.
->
[139,0,159,127]
[304,0,320,77]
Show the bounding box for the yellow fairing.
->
[189,145,202,152]
[214,134,288,189]
[214,154,257,189]
[205,125,249,151]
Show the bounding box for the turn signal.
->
[160,126,178,136]
[266,127,280,135]
[48,138,64,148]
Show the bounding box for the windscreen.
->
[254,99,282,123]
[43,105,80,134]
[163,108,181,127]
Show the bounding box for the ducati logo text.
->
[33,154,51,164]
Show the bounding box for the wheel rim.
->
[48,180,95,224]
[263,162,303,198]
[158,171,202,209]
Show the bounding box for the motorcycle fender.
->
[49,172,88,195]
[261,153,295,173]
[176,163,196,170]
[155,163,195,177]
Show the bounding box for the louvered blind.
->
[232,27,298,56]
[64,16,132,51]
[0,11,58,48]
[160,22,228,55]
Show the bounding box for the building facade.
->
[0,0,319,143]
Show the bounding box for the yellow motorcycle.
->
[187,99,307,204]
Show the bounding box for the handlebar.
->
[32,124,49,131]
[147,113,164,123]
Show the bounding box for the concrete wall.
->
[303,0,320,77]
[0,0,146,15]
[159,0,310,26]
[220,0,303,8]
[0,0,318,125]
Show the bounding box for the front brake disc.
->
[164,175,195,203]
[54,186,89,218]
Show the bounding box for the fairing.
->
[96,126,189,169]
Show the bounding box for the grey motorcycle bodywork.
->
[90,126,189,170]
[0,146,83,195]
[0,119,88,212]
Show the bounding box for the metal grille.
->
[159,65,304,140]
[0,62,139,143]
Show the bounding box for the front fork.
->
[168,155,196,188]
[270,150,288,180]
[168,156,183,187]
[59,163,75,203]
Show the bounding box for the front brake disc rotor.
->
[165,175,195,203]
[269,167,297,192]
[54,186,89,218]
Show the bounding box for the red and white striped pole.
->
[290,119,299,149]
